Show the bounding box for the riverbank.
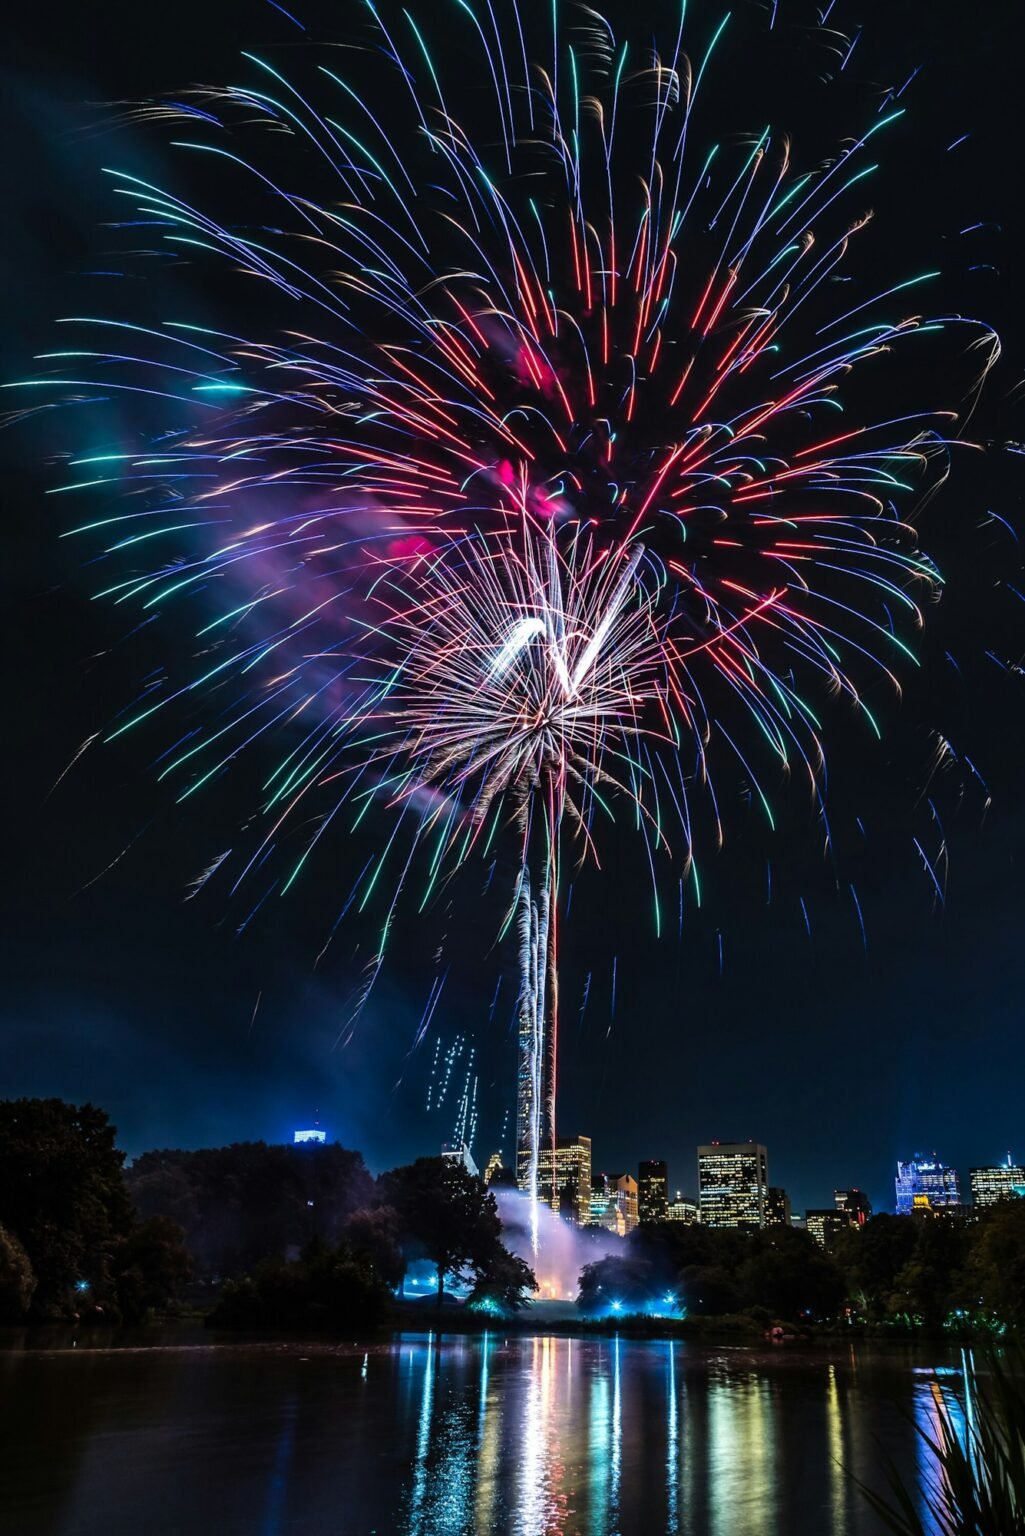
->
[4,1298,996,1351]
[388,1300,996,1345]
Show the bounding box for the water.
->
[0,1330,954,1535]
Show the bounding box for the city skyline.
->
[334,1120,1024,1229]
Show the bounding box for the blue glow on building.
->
[895,1154,960,1214]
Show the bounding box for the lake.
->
[0,1330,957,1534]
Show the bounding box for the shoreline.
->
[0,1309,983,1353]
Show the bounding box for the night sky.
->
[5,0,1024,1217]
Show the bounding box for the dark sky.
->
[4,0,1024,1216]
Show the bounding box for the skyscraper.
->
[537,1135,593,1225]
[970,1158,1025,1208]
[638,1160,669,1224]
[895,1155,961,1214]
[666,1193,699,1224]
[805,1209,851,1248]
[612,1173,639,1233]
[834,1188,872,1225]
[589,1173,615,1231]
[765,1186,792,1227]
[589,1172,639,1235]
[697,1142,769,1228]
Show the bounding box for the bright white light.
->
[489,617,546,676]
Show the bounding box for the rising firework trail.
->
[345,523,667,1245]
[16,2,996,1248]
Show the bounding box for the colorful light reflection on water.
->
[0,1332,954,1534]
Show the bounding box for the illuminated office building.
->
[537,1135,592,1225]
[834,1188,872,1226]
[765,1187,792,1227]
[698,1142,769,1228]
[805,1209,849,1248]
[612,1174,639,1233]
[638,1160,669,1224]
[970,1158,1025,1208]
[293,1127,326,1145]
[589,1174,617,1233]
[667,1193,699,1224]
[895,1155,960,1214]
[589,1172,638,1235]
[483,1151,503,1186]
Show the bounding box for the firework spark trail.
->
[516,867,547,1255]
[17,2,998,1248]
[360,522,668,1244]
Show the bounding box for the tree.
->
[678,1263,742,1316]
[834,1214,918,1320]
[0,1098,133,1315]
[577,1255,660,1315]
[609,1221,848,1323]
[209,1238,391,1331]
[963,1199,1025,1329]
[113,1216,193,1323]
[126,1141,375,1278]
[738,1227,845,1322]
[344,1205,405,1289]
[0,1225,36,1321]
[468,1246,537,1313]
[619,1223,742,1316]
[381,1156,502,1305]
[891,1216,971,1329]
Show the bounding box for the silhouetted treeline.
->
[0,1099,536,1328]
[0,1098,191,1324]
[209,1156,536,1328]
[581,1204,1025,1334]
[127,1141,375,1278]
[209,1236,394,1330]
[580,1222,844,1324]
[833,1207,1025,1331]
[6,1096,1025,1335]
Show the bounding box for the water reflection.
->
[262,1389,297,1536]
[404,1334,482,1535]
[588,1342,612,1534]
[516,1336,553,1534]
[0,1333,949,1536]
[667,1341,679,1533]
[392,1335,941,1536]
[706,1363,779,1535]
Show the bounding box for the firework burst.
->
[15,1,997,1236]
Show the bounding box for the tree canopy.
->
[580,1223,844,1322]
[0,1098,133,1316]
[126,1140,374,1278]
[0,1225,35,1322]
[382,1156,535,1307]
